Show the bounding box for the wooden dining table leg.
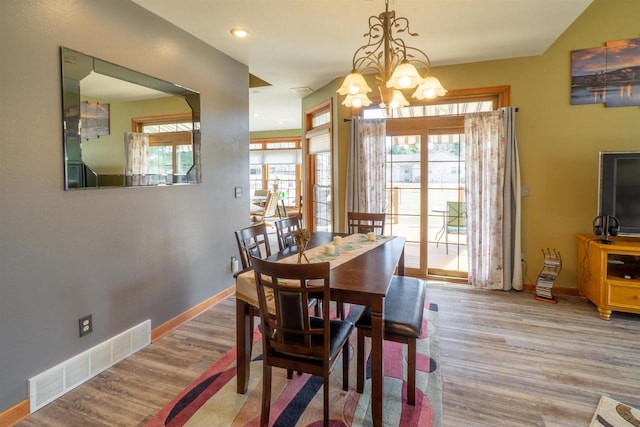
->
[236,298,253,394]
[370,299,385,427]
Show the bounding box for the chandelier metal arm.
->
[404,46,432,70]
[351,17,384,70]
[351,12,432,77]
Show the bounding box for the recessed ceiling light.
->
[230,27,249,38]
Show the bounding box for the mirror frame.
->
[60,47,201,190]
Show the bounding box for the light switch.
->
[234,187,242,198]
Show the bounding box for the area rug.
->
[590,395,640,427]
[146,302,442,427]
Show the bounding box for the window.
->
[305,101,333,232]
[249,138,302,207]
[132,113,195,184]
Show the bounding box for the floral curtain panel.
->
[124,132,149,186]
[345,117,387,227]
[464,107,522,290]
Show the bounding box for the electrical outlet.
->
[79,314,92,337]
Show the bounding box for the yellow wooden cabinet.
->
[577,234,640,320]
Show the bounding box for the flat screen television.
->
[598,151,640,236]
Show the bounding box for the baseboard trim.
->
[523,283,580,296]
[151,285,236,342]
[0,399,29,427]
[0,285,236,425]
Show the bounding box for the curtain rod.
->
[344,107,518,122]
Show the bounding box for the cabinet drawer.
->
[608,281,640,310]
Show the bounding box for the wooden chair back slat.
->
[274,216,301,251]
[234,223,272,270]
[347,212,386,235]
[252,257,330,361]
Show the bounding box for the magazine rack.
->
[535,248,562,303]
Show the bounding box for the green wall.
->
[305,0,640,289]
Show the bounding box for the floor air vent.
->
[28,319,151,413]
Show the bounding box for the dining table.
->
[235,231,406,427]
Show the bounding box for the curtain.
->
[124,132,149,186]
[503,108,523,290]
[345,117,386,229]
[464,107,522,290]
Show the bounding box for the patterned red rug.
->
[146,303,441,427]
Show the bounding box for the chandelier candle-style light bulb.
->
[337,72,372,96]
[389,90,409,109]
[386,62,423,89]
[343,93,373,108]
[337,0,446,109]
[412,76,448,100]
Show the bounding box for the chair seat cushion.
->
[274,316,353,362]
[355,276,426,338]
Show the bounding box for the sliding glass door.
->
[385,118,467,280]
[385,133,423,272]
[426,131,468,278]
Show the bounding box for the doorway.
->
[384,118,467,280]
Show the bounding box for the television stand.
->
[577,234,640,320]
[596,238,615,245]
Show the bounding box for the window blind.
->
[250,149,301,165]
[307,128,330,155]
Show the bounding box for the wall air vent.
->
[28,320,151,413]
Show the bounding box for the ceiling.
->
[131,0,593,132]
[82,72,169,102]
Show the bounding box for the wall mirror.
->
[61,47,201,189]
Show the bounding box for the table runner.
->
[235,233,393,309]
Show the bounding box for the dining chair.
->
[274,215,343,319]
[250,191,280,224]
[355,275,426,405]
[444,201,467,254]
[287,194,303,226]
[251,256,354,427]
[276,197,288,219]
[234,223,272,271]
[234,223,319,356]
[344,211,387,321]
[347,212,386,235]
[273,216,301,251]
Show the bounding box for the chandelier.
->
[337,0,447,109]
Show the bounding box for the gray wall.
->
[0,0,249,411]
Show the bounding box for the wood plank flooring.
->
[15,284,640,426]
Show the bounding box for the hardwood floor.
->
[16,284,640,426]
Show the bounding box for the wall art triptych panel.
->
[571,38,640,107]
